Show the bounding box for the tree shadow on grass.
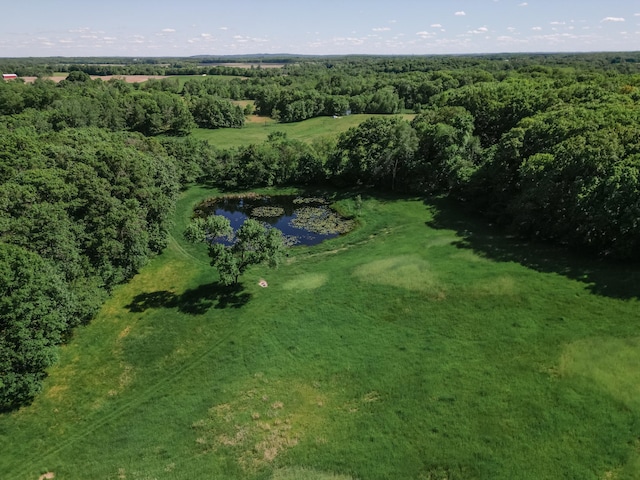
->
[425,197,640,300]
[126,282,251,315]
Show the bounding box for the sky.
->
[2,0,640,57]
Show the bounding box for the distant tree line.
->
[3,51,640,77]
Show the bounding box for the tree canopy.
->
[185,216,285,285]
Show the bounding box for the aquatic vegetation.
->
[196,194,354,246]
[293,197,328,205]
[252,206,285,217]
[290,207,355,235]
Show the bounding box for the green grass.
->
[192,114,416,149]
[1,188,639,479]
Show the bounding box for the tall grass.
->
[0,189,638,479]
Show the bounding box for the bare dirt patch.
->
[38,472,55,480]
[245,114,277,125]
[192,375,330,472]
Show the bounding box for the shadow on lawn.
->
[126,282,251,315]
[426,197,640,300]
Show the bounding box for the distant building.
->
[2,73,18,80]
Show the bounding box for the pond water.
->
[196,195,354,247]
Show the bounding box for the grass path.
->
[1,188,639,479]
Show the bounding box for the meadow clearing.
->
[1,180,639,479]
[191,113,416,149]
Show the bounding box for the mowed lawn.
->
[1,186,640,479]
[191,114,416,149]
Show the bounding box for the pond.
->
[195,194,354,246]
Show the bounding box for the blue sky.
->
[2,0,639,57]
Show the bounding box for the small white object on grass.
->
[258,279,268,288]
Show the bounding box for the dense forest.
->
[1,53,639,410]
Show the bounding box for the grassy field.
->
[1,186,639,479]
[192,114,416,149]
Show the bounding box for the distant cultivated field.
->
[1,182,639,479]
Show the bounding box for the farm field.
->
[192,114,416,149]
[1,185,639,479]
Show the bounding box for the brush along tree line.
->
[1,54,640,409]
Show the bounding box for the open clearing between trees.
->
[1,186,639,479]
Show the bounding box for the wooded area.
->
[1,53,639,409]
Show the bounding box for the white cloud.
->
[601,17,625,22]
[231,35,268,43]
[220,26,229,30]
[532,26,542,31]
[468,27,489,34]
[431,24,442,28]
[454,11,466,16]
[372,27,391,32]
[518,2,528,6]
[162,28,176,32]
[550,21,566,25]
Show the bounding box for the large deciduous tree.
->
[0,244,76,410]
[329,116,417,190]
[185,215,284,285]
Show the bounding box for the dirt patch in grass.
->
[245,114,277,125]
[117,325,132,340]
[45,385,68,401]
[192,375,330,472]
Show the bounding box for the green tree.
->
[0,243,76,410]
[185,216,284,285]
[191,95,244,129]
[411,106,482,194]
[329,116,417,190]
